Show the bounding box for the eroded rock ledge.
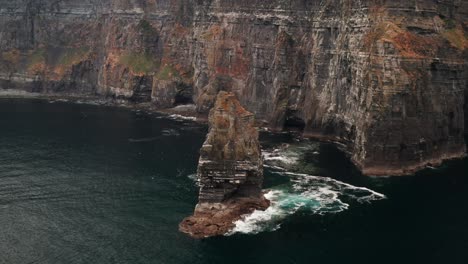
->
[179,91,269,238]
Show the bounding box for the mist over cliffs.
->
[0,0,466,176]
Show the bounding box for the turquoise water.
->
[0,98,467,264]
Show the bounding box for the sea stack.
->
[180,91,269,238]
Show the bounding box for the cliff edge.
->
[179,91,269,238]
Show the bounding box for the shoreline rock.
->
[179,91,269,238]
[356,149,467,177]
[179,197,270,239]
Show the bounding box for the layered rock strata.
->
[179,91,268,238]
[0,0,467,176]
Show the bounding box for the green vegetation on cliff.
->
[28,48,46,66]
[119,52,158,74]
[56,47,90,66]
[156,64,180,80]
[443,27,467,50]
[138,19,155,35]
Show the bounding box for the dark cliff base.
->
[2,90,466,177]
[356,150,467,177]
[303,129,468,176]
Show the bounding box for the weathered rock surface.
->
[0,0,467,176]
[179,91,269,238]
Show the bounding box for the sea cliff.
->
[0,0,467,175]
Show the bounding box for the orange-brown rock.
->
[179,197,269,239]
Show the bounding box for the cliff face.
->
[180,91,268,238]
[0,0,467,175]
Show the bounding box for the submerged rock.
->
[180,91,269,238]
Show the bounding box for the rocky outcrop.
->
[179,91,268,238]
[0,0,467,176]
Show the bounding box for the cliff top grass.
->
[119,52,158,74]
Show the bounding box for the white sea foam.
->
[187,173,200,186]
[262,147,300,166]
[263,151,299,165]
[228,140,385,235]
[187,173,197,181]
[228,172,386,235]
[261,142,320,171]
[49,99,70,103]
[161,129,180,137]
[228,190,285,235]
[168,114,197,121]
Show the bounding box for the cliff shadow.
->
[282,109,306,133]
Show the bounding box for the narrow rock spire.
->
[180,91,269,238]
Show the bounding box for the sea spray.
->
[226,142,386,235]
[228,172,386,235]
[186,138,387,235]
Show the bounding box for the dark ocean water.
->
[0,98,467,264]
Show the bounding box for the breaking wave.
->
[262,142,320,173]
[167,114,197,121]
[262,146,300,167]
[161,129,180,137]
[228,142,386,235]
[228,172,385,235]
